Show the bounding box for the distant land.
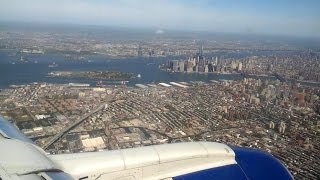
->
[48,71,135,81]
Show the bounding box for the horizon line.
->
[1,20,319,40]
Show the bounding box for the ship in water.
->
[48,62,58,68]
[15,56,29,64]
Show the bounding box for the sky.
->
[0,0,319,37]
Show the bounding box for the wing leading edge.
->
[0,116,33,144]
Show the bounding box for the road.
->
[24,106,37,121]
[42,101,107,150]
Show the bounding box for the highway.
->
[24,106,37,121]
[42,102,107,150]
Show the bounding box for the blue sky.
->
[0,0,319,37]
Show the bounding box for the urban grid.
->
[0,27,320,179]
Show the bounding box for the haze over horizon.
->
[0,0,319,38]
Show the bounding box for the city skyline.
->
[0,0,319,38]
[0,3,320,178]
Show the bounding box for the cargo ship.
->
[48,62,58,68]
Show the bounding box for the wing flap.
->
[50,142,236,180]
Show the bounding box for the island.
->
[48,71,135,80]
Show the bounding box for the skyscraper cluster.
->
[165,46,243,73]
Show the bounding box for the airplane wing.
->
[0,116,34,144]
[0,116,293,180]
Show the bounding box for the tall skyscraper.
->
[199,43,203,57]
[187,61,193,72]
[172,60,179,72]
[179,61,185,72]
[204,65,209,73]
[238,62,243,71]
[138,45,143,56]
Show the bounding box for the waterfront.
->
[2,51,320,89]
[0,53,245,88]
